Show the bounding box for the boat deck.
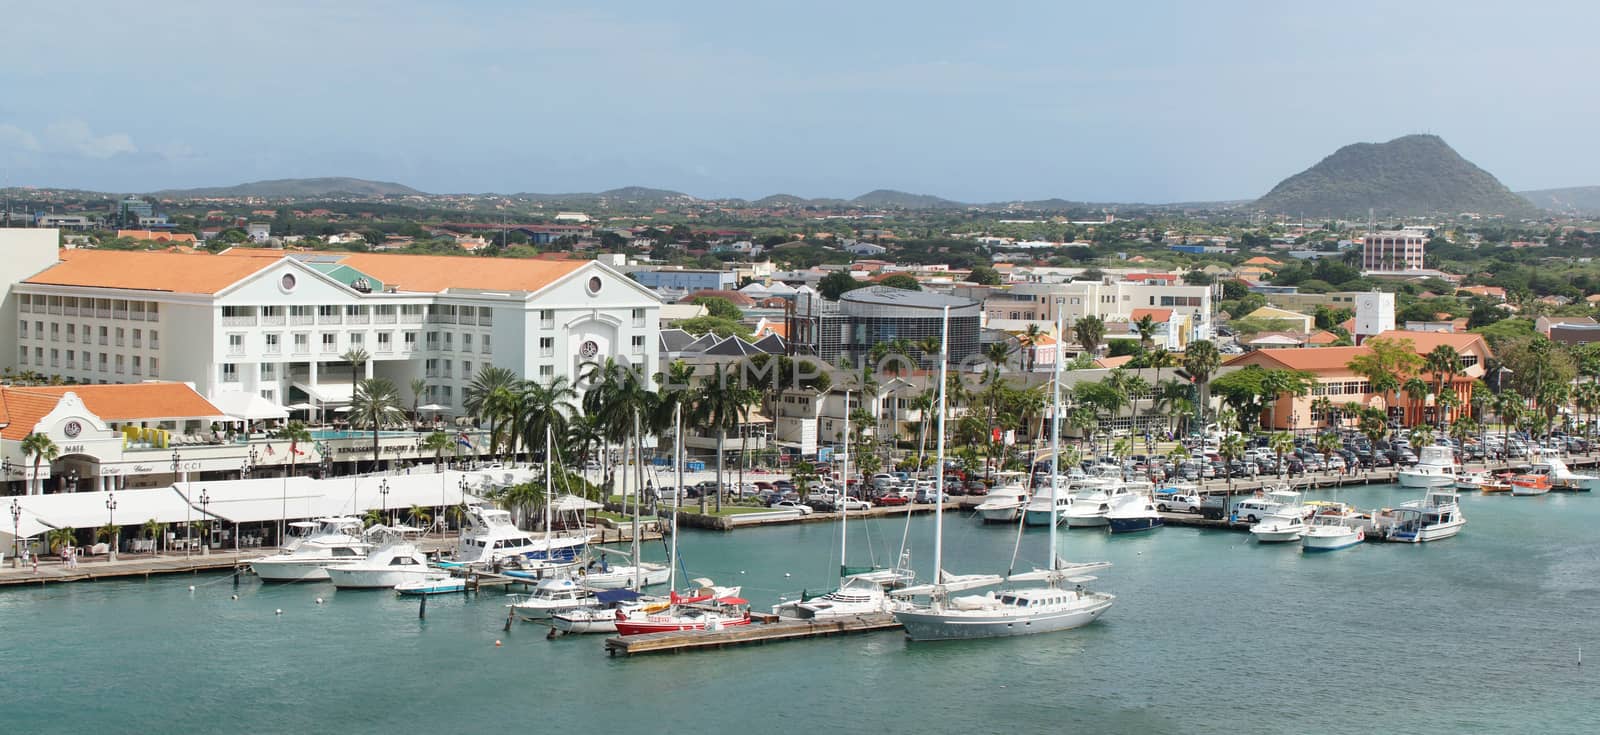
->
[603,613,902,656]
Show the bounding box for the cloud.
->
[0,123,40,151]
[43,119,137,158]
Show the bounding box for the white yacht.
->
[1526,454,1600,491]
[580,559,671,590]
[1022,486,1074,527]
[1455,470,1494,491]
[1398,445,1458,488]
[395,573,466,596]
[509,578,598,621]
[892,564,1115,641]
[1104,494,1163,534]
[550,589,651,634]
[773,566,915,620]
[1061,482,1136,528]
[325,526,434,589]
[1376,487,1466,543]
[1301,510,1364,552]
[975,472,1030,523]
[249,518,369,582]
[1249,511,1307,543]
[455,505,591,566]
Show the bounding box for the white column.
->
[364,360,374,379]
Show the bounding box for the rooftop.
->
[1,383,225,441]
[838,286,979,309]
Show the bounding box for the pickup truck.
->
[1154,490,1202,514]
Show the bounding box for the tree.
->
[1316,431,1342,474]
[1347,337,1423,427]
[142,518,165,556]
[692,363,759,513]
[409,377,428,420]
[1268,432,1294,476]
[818,271,864,300]
[1074,315,1106,357]
[340,347,370,397]
[968,265,1002,286]
[350,378,406,473]
[1181,340,1221,435]
[690,295,744,320]
[674,315,752,338]
[421,430,452,471]
[1219,433,1246,491]
[464,366,520,459]
[21,432,58,495]
[878,274,922,291]
[1210,366,1313,433]
[515,376,578,461]
[1133,314,1158,354]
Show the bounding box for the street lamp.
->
[379,479,391,526]
[198,489,211,554]
[10,498,20,568]
[105,489,118,561]
[242,446,258,480]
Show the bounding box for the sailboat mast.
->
[933,306,950,588]
[544,425,552,554]
[1049,309,1064,569]
[631,409,642,591]
[670,403,682,593]
[840,389,850,580]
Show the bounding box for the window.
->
[349,332,364,346]
[35,321,43,337]
[17,321,25,339]
[426,332,440,350]
[95,351,104,371]
[18,346,26,365]
[222,363,239,383]
[481,334,491,354]
[132,356,141,375]
[115,327,124,346]
[131,328,140,347]
[260,363,276,380]
[462,333,473,352]
[444,333,454,351]
[318,305,339,317]
[539,337,554,357]
[425,358,439,377]
[293,333,310,353]
[631,335,645,354]
[321,333,337,352]
[149,330,159,349]
[462,360,473,377]
[377,332,392,351]
[540,309,555,329]
[539,365,553,378]
[404,331,419,348]
[65,350,75,368]
[1460,355,1479,369]
[442,359,453,377]
[114,354,124,374]
[51,323,60,340]
[50,348,59,368]
[632,308,646,327]
[149,357,159,376]
[228,333,245,355]
[98,326,108,345]
[265,333,281,353]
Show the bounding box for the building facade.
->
[1362,231,1426,271]
[10,244,661,415]
[631,268,737,293]
[793,286,982,367]
[982,280,1213,347]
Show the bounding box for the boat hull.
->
[978,506,1023,523]
[1022,509,1058,527]
[1510,485,1550,496]
[326,567,437,589]
[1301,529,1362,551]
[1398,472,1454,489]
[1251,529,1304,543]
[550,611,619,634]
[395,577,465,595]
[894,597,1114,641]
[250,558,347,582]
[1388,519,1465,543]
[1063,513,1108,528]
[1106,517,1162,534]
[512,599,593,621]
[613,615,750,636]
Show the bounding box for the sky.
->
[3,0,1597,203]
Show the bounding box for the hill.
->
[1517,186,1600,216]
[151,177,425,198]
[1254,135,1538,218]
[851,189,964,209]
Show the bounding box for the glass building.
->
[794,286,981,366]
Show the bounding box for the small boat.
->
[975,472,1030,523]
[1249,511,1307,543]
[613,596,752,636]
[326,525,434,589]
[550,589,651,634]
[772,566,914,620]
[1104,494,1163,534]
[1061,481,1135,528]
[509,578,597,621]
[1376,487,1466,543]
[1479,477,1513,494]
[1300,511,1363,551]
[248,517,370,582]
[1397,445,1459,489]
[1455,470,1494,491]
[1526,455,1600,492]
[395,573,466,596]
[1022,488,1074,527]
[1509,474,1552,496]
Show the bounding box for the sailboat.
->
[775,393,914,620]
[510,427,600,621]
[578,412,670,589]
[892,308,1115,641]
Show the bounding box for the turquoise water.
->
[309,429,419,441]
[4,484,1598,734]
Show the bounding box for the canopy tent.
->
[292,381,355,405]
[284,402,315,411]
[0,506,57,540]
[212,391,290,421]
[175,471,491,524]
[11,487,210,532]
[548,494,604,512]
[417,403,447,412]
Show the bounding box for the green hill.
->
[1254,135,1538,219]
[851,189,964,209]
[1517,186,1600,216]
[151,177,425,198]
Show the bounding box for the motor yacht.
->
[975,472,1030,523]
[550,589,652,634]
[1022,487,1074,527]
[1455,470,1494,491]
[1104,494,1163,534]
[1249,511,1307,543]
[1061,481,1135,528]
[394,573,466,596]
[1525,454,1600,492]
[1300,510,1364,552]
[325,525,433,589]
[455,504,591,566]
[1398,445,1458,489]
[248,517,369,582]
[1376,487,1466,542]
[509,577,598,621]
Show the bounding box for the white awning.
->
[0,507,56,540]
[176,471,480,524]
[212,391,290,421]
[549,494,604,512]
[293,382,354,404]
[12,487,209,531]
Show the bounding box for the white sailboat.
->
[775,395,913,620]
[892,308,1115,641]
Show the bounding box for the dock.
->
[603,613,902,656]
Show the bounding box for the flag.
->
[456,431,474,450]
[265,444,276,456]
[289,439,305,456]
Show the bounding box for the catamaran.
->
[892,308,1115,641]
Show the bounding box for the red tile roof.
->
[1,383,224,440]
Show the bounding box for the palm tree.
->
[1423,345,1462,425]
[515,376,577,462]
[1074,315,1106,357]
[340,347,370,397]
[407,504,431,528]
[1219,433,1246,491]
[581,357,656,500]
[1402,377,1430,428]
[916,336,942,369]
[47,526,75,554]
[1021,323,1044,372]
[691,363,757,513]
[350,378,406,473]
[464,366,520,458]
[1408,425,1434,449]
[909,388,938,471]
[141,518,165,556]
[1134,314,1158,354]
[1311,396,1335,430]
[1347,337,1423,428]
[421,430,452,470]
[409,377,428,422]
[1316,431,1343,475]
[983,340,1015,373]
[1268,432,1294,476]
[21,432,58,495]
[1181,340,1222,437]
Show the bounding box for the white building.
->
[982,280,1214,347]
[1353,291,1396,344]
[6,239,662,416]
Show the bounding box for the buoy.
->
[315,598,324,605]
[740,570,746,574]
[188,585,196,591]
[230,595,238,601]
[784,572,792,577]
[495,639,503,647]
[275,609,283,615]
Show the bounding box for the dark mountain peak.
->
[151,177,424,198]
[851,189,964,209]
[1254,135,1538,218]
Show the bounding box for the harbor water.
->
[3,483,1597,734]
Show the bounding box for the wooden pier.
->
[603,613,902,656]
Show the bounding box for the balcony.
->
[221,315,257,327]
[290,314,315,326]
[261,314,286,326]
[292,344,310,356]
[376,342,392,353]
[427,313,456,324]
[96,308,111,318]
[113,309,128,320]
[227,345,246,357]
[347,313,370,325]
[320,343,338,354]
[400,312,425,324]
[63,305,79,317]
[264,343,281,355]
[18,301,30,313]
[46,303,62,315]
[317,313,343,325]
[478,314,493,326]
[375,312,397,324]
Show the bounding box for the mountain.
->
[1254,135,1539,218]
[511,186,697,205]
[1517,186,1600,216]
[151,177,425,198]
[851,189,964,209]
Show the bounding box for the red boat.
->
[613,598,751,636]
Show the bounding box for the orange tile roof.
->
[1307,330,1339,345]
[1243,256,1283,266]
[1371,330,1491,356]
[1225,346,1370,372]
[217,247,285,258]
[1093,355,1135,369]
[24,250,275,294]
[1,383,224,440]
[1130,308,1174,323]
[336,252,588,293]
[117,230,197,243]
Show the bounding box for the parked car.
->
[964,481,989,496]
[771,500,813,515]
[834,497,872,512]
[874,493,909,507]
[915,488,948,504]
[1154,491,1201,513]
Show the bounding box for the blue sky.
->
[2,0,1595,202]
